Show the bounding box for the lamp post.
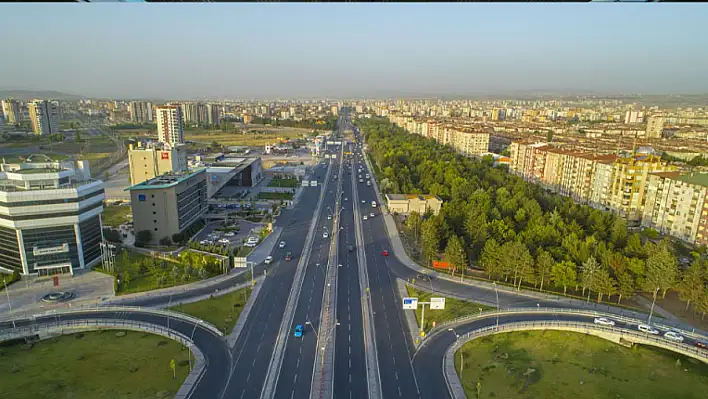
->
[448,328,463,379]
[648,286,660,325]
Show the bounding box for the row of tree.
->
[356,117,708,317]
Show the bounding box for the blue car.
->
[294,324,303,338]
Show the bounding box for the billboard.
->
[432,260,452,270]
[402,297,418,310]
[430,297,446,310]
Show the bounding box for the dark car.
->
[285,252,293,261]
[416,273,432,282]
[348,245,354,252]
[697,341,708,350]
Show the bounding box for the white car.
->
[637,324,660,335]
[362,200,366,204]
[218,238,230,245]
[279,241,286,248]
[224,232,235,237]
[664,331,684,342]
[370,212,375,217]
[593,317,615,327]
[327,215,332,220]
[323,232,329,238]
[264,256,273,264]
[363,215,368,220]
[199,240,209,245]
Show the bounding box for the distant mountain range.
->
[0,89,86,101]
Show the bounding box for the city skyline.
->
[1,4,707,99]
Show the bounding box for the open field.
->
[170,287,252,334]
[102,205,132,228]
[267,177,299,188]
[185,127,311,147]
[455,330,708,399]
[0,330,192,399]
[406,285,492,331]
[257,191,294,200]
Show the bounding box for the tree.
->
[444,234,467,276]
[406,211,422,244]
[421,217,441,262]
[594,268,616,303]
[480,239,503,279]
[697,287,708,320]
[580,256,602,297]
[644,243,678,298]
[159,236,172,246]
[552,260,577,295]
[500,241,533,289]
[536,249,554,291]
[135,230,153,246]
[616,272,635,304]
[609,218,628,248]
[678,259,705,310]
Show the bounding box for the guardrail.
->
[418,307,708,353]
[443,320,708,399]
[2,306,224,337]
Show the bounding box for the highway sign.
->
[402,297,418,310]
[234,257,248,268]
[430,297,446,310]
[310,180,318,187]
[302,180,309,187]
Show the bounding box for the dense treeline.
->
[250,116,338,131]
[356,117,708,316]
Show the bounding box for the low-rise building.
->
[126,169,207,245]
[385,194,443,216]
[128,142,188,185]
[0,158,104,276]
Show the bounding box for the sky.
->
[1,4,707,100]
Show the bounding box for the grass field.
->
[101,205,132,228]
[455,330,708,399]
[170,287,252,334]
[185,127,309,147]
[267,177,299,188]
[258,191,294,200]
[0,330,192,399]
[406,286,492,332]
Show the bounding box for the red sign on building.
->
[161,152,170,160]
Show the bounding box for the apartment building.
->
[128,142,188,185]
[0,159,104,276]
[646,115,665,139]
[1,99,21,124]
[207,103,221,126]
[643,172,708,246]
[129,101,154,123]
[28,99,59,135]
[155,105,184,145]
[385,194,443,216]
[127,168,207,245]
[451,130,490,156]
[588,156,618,211]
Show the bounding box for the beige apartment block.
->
[127,168,207,245]
[385,194,443,216]
[28,99,59,135]
[643,172,708,245]
[451,130,490,156]
[588,156,618,211]
[1,99,21,124]
[155,105,184,145]
[128,142,188,185]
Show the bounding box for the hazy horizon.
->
[1,4,707,99]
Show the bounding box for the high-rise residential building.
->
[207,103,221,126]
[197,103,208,124]
[1,99,21,124]
[127,169,207,245]
[624,110,644,124]
[588,156,618,211]
[451,130,490,156]
[0,158,104,275]
[28,99,60,135]
[331,105,339,115]
[155,105,184,145]
[645,115,665,139]
[129,101,154,123]
[181,103,198,124]
[128,142,188,185]
[642,172,708,246]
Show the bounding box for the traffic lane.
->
[12,310,231,399]
[413,313,623,399]
[334,183,367,399]
[361,205,420,399]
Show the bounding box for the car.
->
[637,324,660,335]
[294,324,303,338]
[199,240,209,245]
[370,212,375,217]
[593,317,615,327]
[363,215,368,220]
[327,215,332,220]
[696,341,708,350]
[224,232,235,237]
[664,331,684,342]
[382,250,389,256]
[279,241,286,248]
[264,256,273,264]
[416,273,432,282]
[348,245,354,252]
[362,200,366,204]
[323,232,329,238]
[285,252,293,261]
[344,197,348,201]
[218,238,230,245]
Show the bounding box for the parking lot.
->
[195,221,266,248]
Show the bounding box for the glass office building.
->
[0,158,104,276]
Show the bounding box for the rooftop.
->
[676,172,708,188]
[386,193,442,201]
[11,167,65,175]
[125,168,206,191]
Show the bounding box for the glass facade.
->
[0,225,22,273]
[22,225,79,274]
[79,215,102,265]
[0,201,103,221]
[177,179,207,230]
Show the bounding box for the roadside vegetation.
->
[455,330,708,399]
[405,285,492,331]
[101,205,131,228]
[0,331,191,399]
[170,287,252,334]
[267,177,299,188]
[356,118,708,319]
[258,191,294,200]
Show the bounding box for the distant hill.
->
[0,89,86,101]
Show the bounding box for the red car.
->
[285,252,293,261]
[697,341,708,350]
[382,250,389,257]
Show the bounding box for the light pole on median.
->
[448,328,463,379]
[648,286,660,325]
[189,320,203,371]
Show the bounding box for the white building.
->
[0,158,104,276]
[156,105,184,145]
[28,99,59,136]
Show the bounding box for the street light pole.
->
[648,286,660,325]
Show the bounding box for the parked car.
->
[224,232,235,237]
[218,238,230,245]
[664,331,684,342]
[294,324,303,338]
[264,256,273,264]
[382,250,389,256]
[279,241,286,248]
[285,252,293,261]
[593,317,615,327]
[637,324,660,335]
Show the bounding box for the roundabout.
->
[40,291,75,303]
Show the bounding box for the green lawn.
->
[455,330,708,399]
[0,330,192,399]
[258,191,294,200]
[102,205,132,228]
[170,287,252,334]
[267,178,299,188]
[185,127,306,147]
[406,285,492,332]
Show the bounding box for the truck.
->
[371,201,377,207]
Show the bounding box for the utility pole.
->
[648,286,660,325]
